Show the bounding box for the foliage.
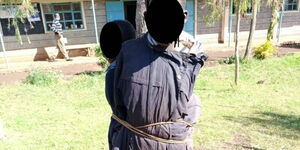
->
[94,45,109,68]
[203,0,253,26]
[24,70,59,86]
[1,54,300,149]
[0,0,35,44]
[218,55,247,64]
[254,41,277,59]
[203,0,224,26]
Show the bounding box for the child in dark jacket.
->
[99,20,136,149]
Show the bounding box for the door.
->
[105,1,125,22]
[184,0,195,35]
[124,1,136,28]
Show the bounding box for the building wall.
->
[2,0,106,51]
[197,0,300,34]
[2,0,300,52]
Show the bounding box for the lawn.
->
[0,54,300,150]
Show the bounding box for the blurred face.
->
[56,14,60,20]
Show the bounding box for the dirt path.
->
[0,47,299,85]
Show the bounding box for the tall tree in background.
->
[0,0,35,44]
[244,0,260,58]
[266,0,280,41]
[135,0,148,37]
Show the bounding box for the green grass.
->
[0,54,300,150]
[193,54,300,149]
[0,72,110,150]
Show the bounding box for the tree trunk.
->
[135,0,148,37]
[234,0,241,85]
[244,0,258,59]
[267,0,279,41]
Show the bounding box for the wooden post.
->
[218,0,229,43]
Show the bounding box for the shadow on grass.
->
[224,112,300,140]
[75,71,105,76]
[222,142,266,150]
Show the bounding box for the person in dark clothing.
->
[99,20,136,149]
[49,13,72,61]
[111,0,206,149]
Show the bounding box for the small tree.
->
[204,0,251,85]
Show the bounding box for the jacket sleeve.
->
[113,49,127,120]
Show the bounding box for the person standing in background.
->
[49,13,72,61]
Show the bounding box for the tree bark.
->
[135,0,148,37]
[244,0,258,59]
[235,0,241,85]
[267,0,279,41]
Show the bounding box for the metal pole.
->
[0,23,9,69]
[228,0,233,47]
[277,1,284,43]
[194,0,197,38]
[91,0,99,45]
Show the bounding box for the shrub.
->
[254,41,277,59]
[25,70,59,86]
[218,56,247,64]
[94,46,109,68]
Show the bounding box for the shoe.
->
[66,58,73,61]
[48,58,56,62]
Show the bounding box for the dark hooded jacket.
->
[109,33,204,150]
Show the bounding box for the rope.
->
[111,114,192,144]
[136,120,193,129]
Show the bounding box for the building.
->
[0,0,105,62]
[0,0,299,62]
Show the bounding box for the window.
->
[1,3,45,36]
[284,0,298,11]
[42,2,84,31]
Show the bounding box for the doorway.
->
[124,1,136,29]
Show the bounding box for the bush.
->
[25,70,59,86]
[218,56,247,64]
[254,41,277,59]
[94,46,109,68]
